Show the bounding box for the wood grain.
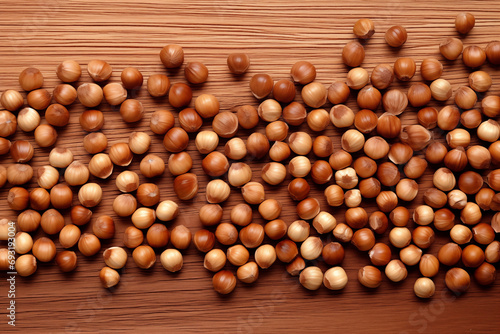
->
[1,0,500,333]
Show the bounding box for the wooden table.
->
[1,0,500,332]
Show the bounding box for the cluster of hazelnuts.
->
[1,13,500,298]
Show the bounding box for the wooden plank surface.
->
[1,0,500,332]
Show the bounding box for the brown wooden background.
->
[1,0,500,333]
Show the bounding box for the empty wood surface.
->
[1,0,500,333]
